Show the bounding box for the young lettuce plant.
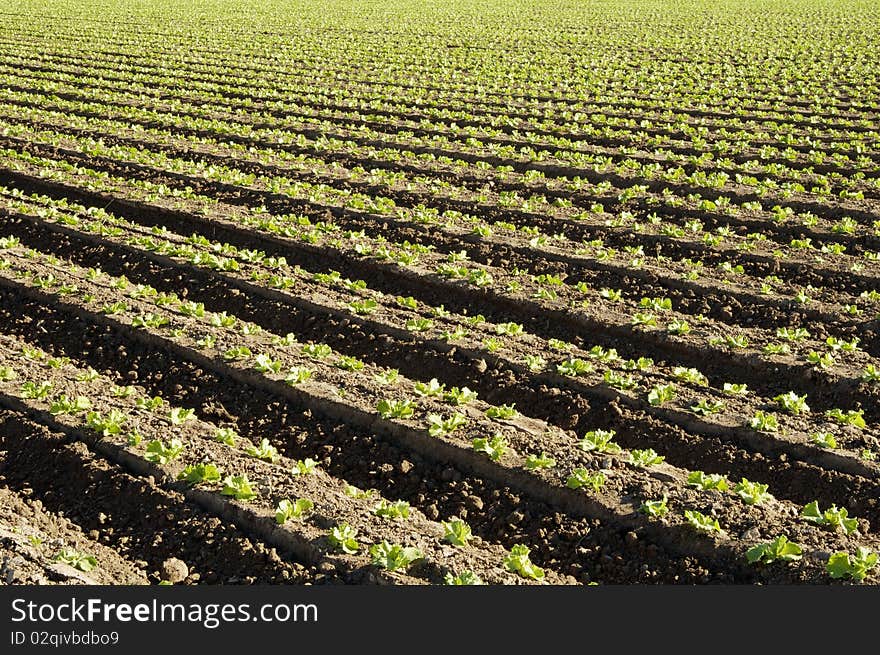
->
[177,463,222,486]
[373,500,411,520]
[414,378,445,397]
[285,366,312,385]
[54,548,98,573]
[734,478,772,505]
[213,427,238,446]
[774,392,810,415]
[428,412,468,437]
[49,395,92,416]
[639,496,669,518]
[245,438,280,463]
[275,498,314,524]
[525,452,556,470]
[826,548,877,582]
[504,544,544,581]
[369,542,423,571]
[579,429,622,454]
[647,384,676,406]
[629,449,664,467]
[690,399,725,415]
[442,519,473,547]
[444,570,484,585]
[825,408,866,429]
[746,536,803,565]
[221,475,258,501]
[291,458,319,476]
[684,510,723,535]
[327,524,359,554]
[485,404,518,420]
[686,471,729,491]
[472,434,508,461]
[376,398,414,419]
[145,438,184,465]
[567,468,605,492]
[801,501,859,534]
[168,407,196,425]
[443,387,478,406]
[749,411,779,433]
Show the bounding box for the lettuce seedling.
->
[374,369,400,386]
[686,471,728,491]
[428,412,468,437]
[774,391,810,414]
[722,382,748,395]
[335,356,365,372]
[672,367,708,386]
[647,384,676,406]
[604,370,637,390]
[630,449,665,467]
[302,344,332,359]
[690,399,725,415]
[523,355,546,372]
[223,346,252,361]
[245,438,280,463]
[826,548,877,582]
[373,500,411,520]
[746,536,803,564]
[414,378,445,397]
[112,385,136,398]
[55,548,98,573]
[328,524,359,554]
[567,468,605,492]
[579,429,622,454]
[253,354,283,374]
[275,498,314,524]
[177,463,221,486]
[86,410,127,437]
[291,458,318,475]
[472,434,508,461]
[801,501,859,534]
[684,510,722,534]
[21,380,53,399]
[285,366,312,385]
[135,396,165,411]
[639,496,669,518]
[213,427,237,446]
[504,544,544,581]
[734,478,772,505]
[344,484,376,500]
[495,322,524,337]
[370,542,422,571]
[442,519,473,547]
[749,411,779,432]
[145,438,184,465]
[0,366,15,381]
[485,404,517,420]
[168,407,196,425]
[557,358,593,377]
[377,398,414,419]
[221,475,258,501]
[810,432,838,449]
[443,386,478,406]
[49,395,91,415]
[824,408,866,429]
[525,452,556,470]
[349,299,378,315]
[444,570,484,585]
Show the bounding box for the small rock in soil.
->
[160,558,189,583]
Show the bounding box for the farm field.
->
[0,0,878,586]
